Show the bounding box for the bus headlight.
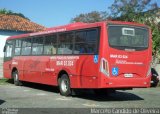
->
[100,58,109,77]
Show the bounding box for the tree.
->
[109,0,158,22]
[0,8,29,20]
[109,0,160,60]
[71,11,108,23]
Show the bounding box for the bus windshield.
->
[108,25,149,51]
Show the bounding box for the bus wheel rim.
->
[61,80,68,92]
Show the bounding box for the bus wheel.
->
[58,74,71,96]
[13,70,22,86]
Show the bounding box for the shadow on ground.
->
[6,79,59,93]
[22,82,59,94]
[0,99,5,105]
[6,79,144,102]
[72,90,144,102]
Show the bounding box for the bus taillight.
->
[100,58,109,77]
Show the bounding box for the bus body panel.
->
[3,60,12,79]
[97,22,152,89]
[3,21,152,90]
[8,55,99,88]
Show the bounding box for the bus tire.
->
[58,74,71,96]
[13,70,22,86]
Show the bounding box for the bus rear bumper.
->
[100,77,151,88]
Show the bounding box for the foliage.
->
[71,0,160,57]
[0,8,29,20]
[0,78,9,85]
[109,0,158,21]
[150,22,160,55]
[71,11,108,23]
[109,0,160,57]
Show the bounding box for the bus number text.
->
[56,61,74,66]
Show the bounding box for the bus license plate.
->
[124,74,133,78]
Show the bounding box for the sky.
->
[0,0,160,27]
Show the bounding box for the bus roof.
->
[7,20,148,40]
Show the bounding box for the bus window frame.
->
[107,24,149,51]
[6,27,100,57]
[4,39,15,62]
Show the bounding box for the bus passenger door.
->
[3,40,14,78]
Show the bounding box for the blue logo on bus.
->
[112,67,119,76]
[94,55,98,63]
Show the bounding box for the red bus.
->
[3,21,152,96]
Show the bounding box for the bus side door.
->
[3,40,14,78]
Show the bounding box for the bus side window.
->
[15,40,22,56]
[32,37,44,55]
[21,38,32,55]
[4,40,13,58]
[80,47,86,53]
[57,32,74,54]
[74,29,98,54]
[44,35,57,55]
[86,29,97,54]
[74,31,86,54]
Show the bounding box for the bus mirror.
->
[3,46,6,52]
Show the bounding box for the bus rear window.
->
[108,25,149,51]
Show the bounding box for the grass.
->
[0,78,10,85]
